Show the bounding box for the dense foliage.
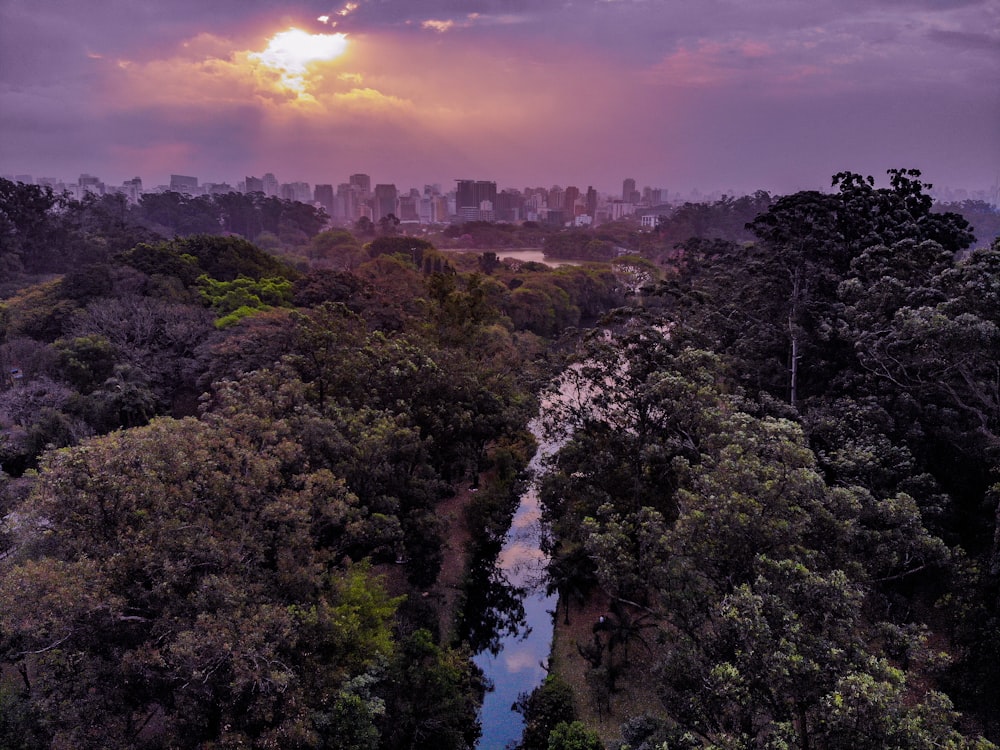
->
[534,170,1000,748]
[0,180,636,748]
[2,169,999,748]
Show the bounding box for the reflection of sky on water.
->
[474,585,555,749]
[504,647,542,674]
[472,402,581,749]
[474,453,556,749]
[512,504,542,527]
[442,249,585,268]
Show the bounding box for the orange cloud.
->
[421,20,455,33]
[94,23,642,186]
[247,28,348,92]
[105,28,399,113]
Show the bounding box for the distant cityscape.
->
[4,170,997,229]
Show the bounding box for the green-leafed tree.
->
[381,629,485,750]
[538,314,989,747]
[515,675,578,750]
[0,414,402,749]
[122,234,298,286]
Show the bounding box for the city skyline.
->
[7,165,993,208]
[2,0,998,197]
[2,168,689,228]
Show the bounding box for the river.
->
[470,411,567,749]
[440,248,589,267]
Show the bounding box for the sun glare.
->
[250,28,348,92]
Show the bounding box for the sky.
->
[1,0,998,197]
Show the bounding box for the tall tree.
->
[0,415,401,749]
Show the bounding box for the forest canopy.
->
[1,170,999,748]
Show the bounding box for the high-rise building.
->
[280,181,312,203]
[455,180,497,221]
[120,176,143,203]
[610,200,635,220]
[314,184,334,215]
[418,195,449,224]
[398,194,420,222]
[524,191,545,221]
[244,176,264,193]
[170,174,199,194]
[564,186,581,213]
[544,208,567,227]
[349,173,371,196]
[586,186,598,217]
[495,189,525,222]
[262,173,279,197]
[622,178,636,202]
[204,182,235,195]
[335,183,356,221]
[373,183,398,221]
[547,186,565,212]
[79,174,105,196]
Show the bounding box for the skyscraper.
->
[170,174,198,194]
[262,173,279,197]
[398,194,420,222]
[335,183,357,221]
[121,176,143,203]
[564,186,581,213]
[455,179,497,221]
[495,189,525,222]
[547,186,565,212]
[373,183,398,221]
[280,181,312,203]
[349,173,371,196]
[622,178,637,203]
[78,173,105,196]
[314,184,334,215]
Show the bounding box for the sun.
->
[249,28,348,93]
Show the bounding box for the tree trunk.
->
[788,267,802,410]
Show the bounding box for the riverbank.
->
[375,480,478,642]
[379,429,555,748]
[548,593,665,745]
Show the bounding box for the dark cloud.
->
[927,28,1000,52]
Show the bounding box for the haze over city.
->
[1,0,998,197]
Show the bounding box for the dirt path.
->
[429,482,477,641]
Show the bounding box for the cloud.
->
[2,0,997,194]
[643,36,826,91]
[104,29,386,113]
[421,20,455,33]
[926,28,1000,53]
[503,648,545,674]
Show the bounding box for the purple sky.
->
[1,0,998,196]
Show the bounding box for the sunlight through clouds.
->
[248,28,348,93]
[104,27,385,112]
[9,0,991,192]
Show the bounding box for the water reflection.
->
[471,474,557,749]
[462,397,577,749]
[457,550,528,657]
[440,248,586,268]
